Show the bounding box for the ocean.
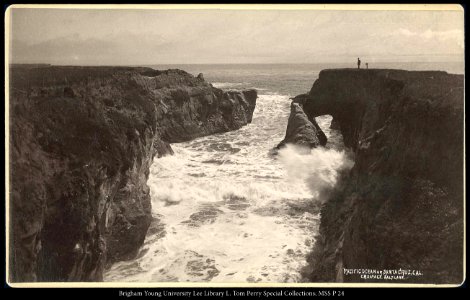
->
[104,62,463,282]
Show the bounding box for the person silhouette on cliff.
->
[357,58,361,69]
[366,62,369,69]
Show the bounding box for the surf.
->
[104,91,350,282]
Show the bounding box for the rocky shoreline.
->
[8,65,257,282]
[9,66,464,284]
[280,69,464,284]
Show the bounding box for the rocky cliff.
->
[8,65,257,282]
[277,97,327,150]
[282,69,464,284]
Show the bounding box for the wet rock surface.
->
[295,69,464,284]
[8,65,257,282]
[277,100,327,150]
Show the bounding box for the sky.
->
[8,6,465,65]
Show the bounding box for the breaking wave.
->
[104,92,351,283]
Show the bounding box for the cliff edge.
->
[8,65,257,282]
[283,69,463,284]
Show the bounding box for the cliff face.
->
[152,71,257,143]
[9,66,257,282]
[285,69,463,284]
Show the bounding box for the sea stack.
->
[281,69,464,284]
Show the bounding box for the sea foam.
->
[104,93,350,283]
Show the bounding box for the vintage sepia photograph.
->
[5,4,465,287]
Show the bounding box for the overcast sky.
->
[8,7,464,65]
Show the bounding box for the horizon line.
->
[9,61,465,66]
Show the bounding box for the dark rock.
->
[277,102,325,149]
[156,85,257,143]
[329,117,340,130]
[63,87,75,98]
[8,65,257,282]
[296,69,464,284]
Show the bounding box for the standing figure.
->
[357,57,361,69]
[366,62,369,69]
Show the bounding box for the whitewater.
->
[105,91,351,282]
[104,63,458,283]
